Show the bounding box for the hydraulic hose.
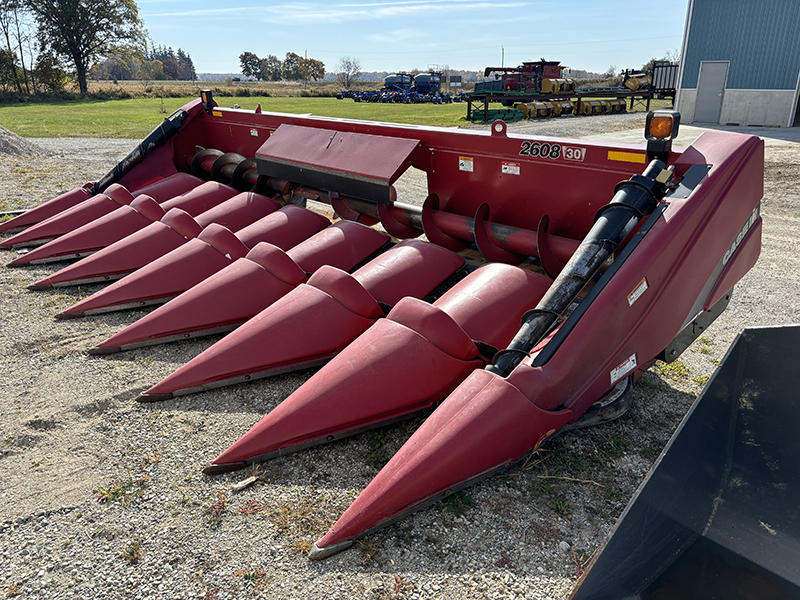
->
[487,159,672,378]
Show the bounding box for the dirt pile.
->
[0,125,47,157]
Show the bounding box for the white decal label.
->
[627,277,648,307]
[611,353,638,384]
[250,129,259,137]
[563,146,586,162]
[502,162,520,175]
[459,156,474,172]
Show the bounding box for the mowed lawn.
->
[0,96,473,139]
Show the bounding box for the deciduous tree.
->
[302,57,324,81]
[282,52,302,81]
[239,51,260,79]
[33,51,67,91]
[26,0,143,95]
[260,54,282,81]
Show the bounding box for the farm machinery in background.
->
[0,91,768,582]
[468,58,679,122]
[336,70,466,104]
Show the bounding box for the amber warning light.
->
[646,110,680,141]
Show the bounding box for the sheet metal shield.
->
[255,124,422,204]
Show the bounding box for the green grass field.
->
[0,96,473,139]
[0,92,670,139]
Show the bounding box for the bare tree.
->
[335,56,361,89]
[665,48,681,64]
[0,1,29,94]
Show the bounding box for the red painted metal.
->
[4,97,764,561]
[0,184,94,234]
[204,263,552,473]
[165,99,662,244]
[312,370,574,557]
[0,173,201,247]
[30,192,281,288]
[139,240,465,400]
[9,182,239,266]
[89,221,389,353]
[259,124,421,185]
[308,131,765,557]
[62,205,330,320]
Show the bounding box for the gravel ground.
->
[0,112,798,600]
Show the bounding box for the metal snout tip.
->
[87,346,120,355]
[136,393,174,403]
[55,310,84,320]
[202,461,247,477]
[308,539,353,561]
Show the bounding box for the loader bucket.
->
[569,325,800,599]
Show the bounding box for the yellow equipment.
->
[624,74,652,91]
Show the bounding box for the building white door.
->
[695,61,729,123]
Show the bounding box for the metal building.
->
[676,0,800,127]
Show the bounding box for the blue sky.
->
[137,0,688,75]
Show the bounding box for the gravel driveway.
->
[1,112,797,600]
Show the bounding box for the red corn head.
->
[62,205,329,320]
[88,220,388,353]
[9,181,238,266]
[139,239,465,400]
[0,173,201,246]
[30,192,281,289]
[203,263,553,474]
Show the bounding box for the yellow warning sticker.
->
[608,151,646,164]
[212,110,223,117]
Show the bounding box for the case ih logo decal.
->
[723,204,760,266]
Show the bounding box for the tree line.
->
[1,0,195,98]
[91,45,196,84]
[239,51,325,82]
